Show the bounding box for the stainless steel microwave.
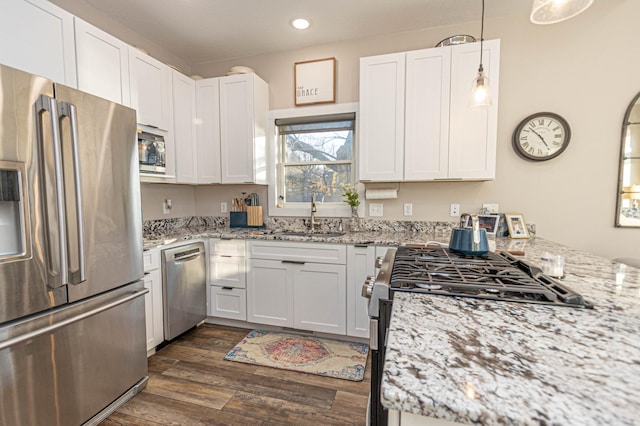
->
[138,131,166,174]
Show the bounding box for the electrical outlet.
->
[369,203,384,217]
[163,199,172,215]
[403,203,413,216]
[483,203,499,214]
[221,202,228,213]
[450,203,460,217]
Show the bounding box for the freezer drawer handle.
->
[281,260,305,265]
[58,101,86,284]
[35,94,68,288]
[0,288,148,351]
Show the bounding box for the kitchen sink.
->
[274,231,346,238]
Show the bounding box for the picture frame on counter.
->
[505,213,530,239]
[294,57,336,106]
[464,214,500,235]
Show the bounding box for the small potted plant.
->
[341,184,361,231]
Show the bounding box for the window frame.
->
[268,103,361,218]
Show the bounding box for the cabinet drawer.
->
[210,255,246,288]
[248,241,346,264]
[143,248,160,272]
[210,287,246,321]
[210,238,246,257]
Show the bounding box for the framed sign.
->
[294,57,336,106]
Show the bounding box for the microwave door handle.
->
[35,95,68,288]
[58,101,86,284]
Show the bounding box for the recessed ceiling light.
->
[291,18,310,30]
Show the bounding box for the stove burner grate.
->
[389,246,592,308]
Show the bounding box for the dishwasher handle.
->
[172,247,203,263]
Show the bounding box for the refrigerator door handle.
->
[58,101,86,284]
[0,287,148,351]
[35,94,68,288]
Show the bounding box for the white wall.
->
[187,1,640,260]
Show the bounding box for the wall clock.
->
[512,112,571,161]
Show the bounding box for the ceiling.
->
[49,0,532,66]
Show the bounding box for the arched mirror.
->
[616,92,640,227]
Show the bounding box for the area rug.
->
[224,330,369,381]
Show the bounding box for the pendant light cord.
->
[479,0,485,72]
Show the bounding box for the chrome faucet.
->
[310,193,319,232]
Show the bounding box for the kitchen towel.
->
[224,330,369,381]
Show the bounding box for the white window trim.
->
[268,102,362,218]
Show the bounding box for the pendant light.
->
[470,0,491,108]
[530,0,594,25]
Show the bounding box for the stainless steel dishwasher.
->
[161,241,206,340]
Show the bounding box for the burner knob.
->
[375,256,384,269]
[361,275,376,298]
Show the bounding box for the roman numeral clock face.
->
[512,112,571,161]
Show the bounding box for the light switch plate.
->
[369,203,384,217]
[163,199,172,215]
[221,202,228,213]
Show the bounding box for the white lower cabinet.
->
[210,287,246,321]
[209,239,247,320]
[247,241,347,334]
[346,245,375,338]
[143,248,163,353]
[247,259,294,327]
[346,245,389,338]
[294,262,346,334]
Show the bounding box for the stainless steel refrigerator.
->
[0,64,147,425]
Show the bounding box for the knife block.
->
[247,206,263,227]
[229,212,247,228]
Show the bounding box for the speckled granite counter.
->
[142,217,460,250]
[381,237,640,425]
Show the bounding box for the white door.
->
[346,246,375,338]
[219,74,254,183]
[358,52,406,182]
[0,0,77,86]
[129,48,171,130]
[247,259,294,327]
[405,47,451,180]
[143,269,163,351]
[74,18,130,106]
[448,40,500,180]
[172,71,198,183]
[195,78,222,183]
[294,263,346,335]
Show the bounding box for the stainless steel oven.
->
[138,130,166,174]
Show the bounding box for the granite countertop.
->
[381,238,640,425]
[142,226,455,250]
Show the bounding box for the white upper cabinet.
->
[404,47,451,180]
[219,73,269,184]
[448,41,500,180]
[172,70,198,184]
[359,53,406,181]
[129,48,171,130]
[0,0,77,86]
[75,18,130,106]
[195,78,222,184]
[359,40,500,182]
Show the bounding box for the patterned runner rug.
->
[224,329,369,381]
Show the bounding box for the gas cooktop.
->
[389,246,593,309]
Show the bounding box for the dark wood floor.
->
[101,324,371,425]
